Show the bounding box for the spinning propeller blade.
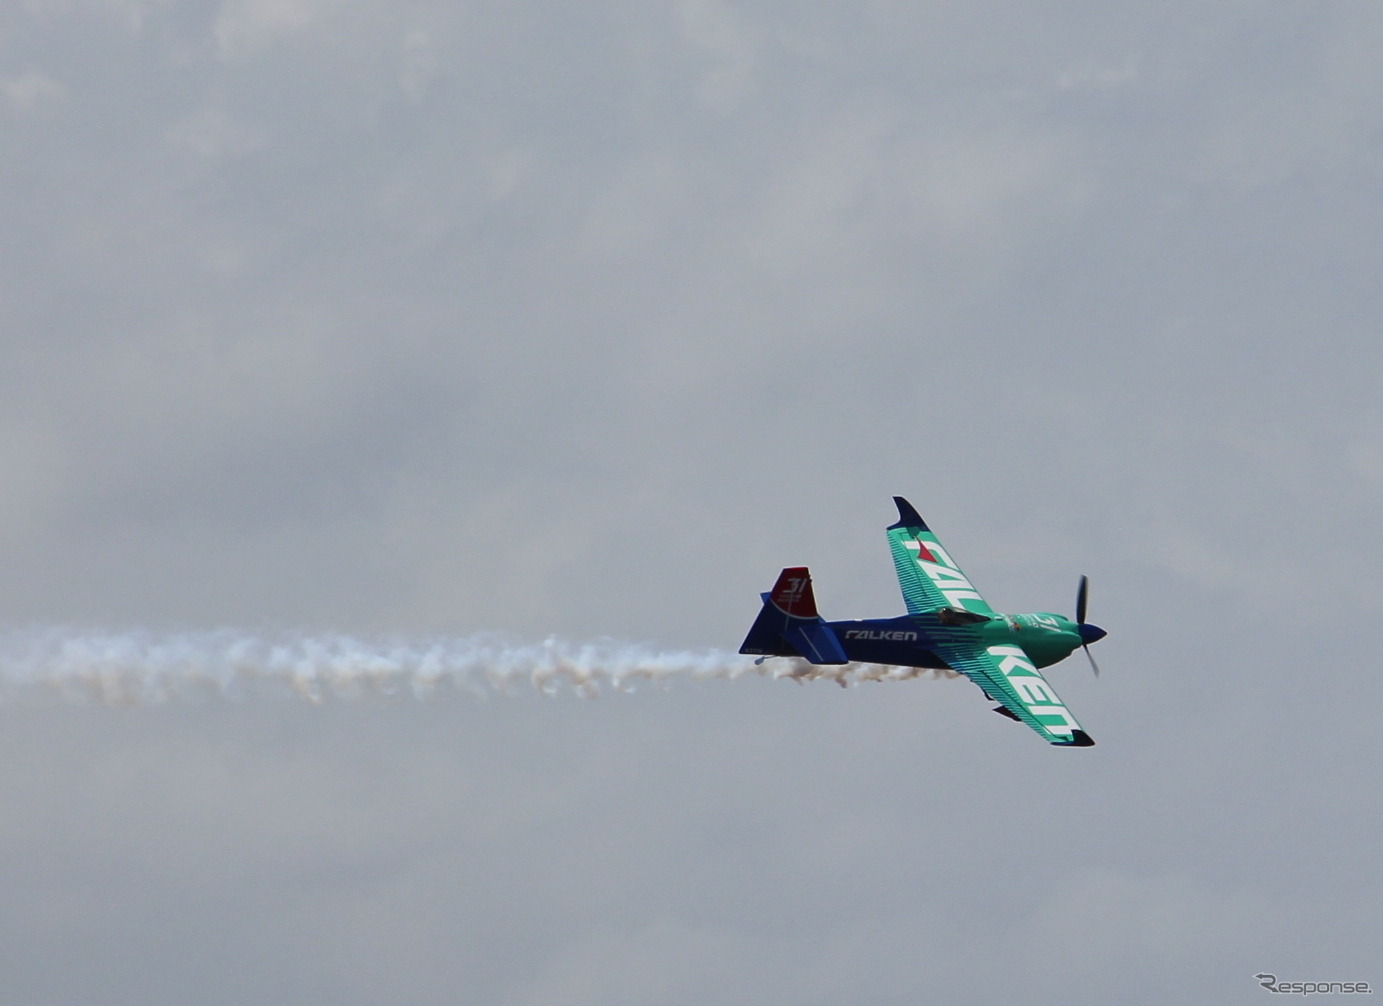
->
[1083,643,1101,678]
[1076,575,1101,678]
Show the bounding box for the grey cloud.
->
[0,2,1379,1002]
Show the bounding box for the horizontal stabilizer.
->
[783,622,848,665]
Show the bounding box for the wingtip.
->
[1066,730,1096,747]
[889,496,929,531]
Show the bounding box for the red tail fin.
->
[769,567,819,618]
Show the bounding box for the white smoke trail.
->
[0,628,956,707]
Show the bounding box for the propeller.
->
[1074,574,1106,678]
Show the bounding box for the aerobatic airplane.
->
[739,497,1106,746]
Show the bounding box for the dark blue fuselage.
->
[740,594,1090,671]
[824,617,949,668]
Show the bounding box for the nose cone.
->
[1078,623,1107,644]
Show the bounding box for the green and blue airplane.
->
[739,497,1106,746]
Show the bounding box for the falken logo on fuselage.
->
[986,644,1080,736]
[902,539,986,609]
[843,629,918,641]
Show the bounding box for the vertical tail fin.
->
[740,567,847,664]
[768,567,818,618]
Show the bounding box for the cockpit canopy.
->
[936,607,991,626]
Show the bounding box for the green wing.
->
[886,497,994,616]
[937,641,1094,746]
[886,499,1093,745]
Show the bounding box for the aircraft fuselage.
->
[823,613,1087,669]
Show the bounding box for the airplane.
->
[738,497,1106,746]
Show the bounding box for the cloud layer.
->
[1,3,1380,1003]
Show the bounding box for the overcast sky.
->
[1,2,1380,1004]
